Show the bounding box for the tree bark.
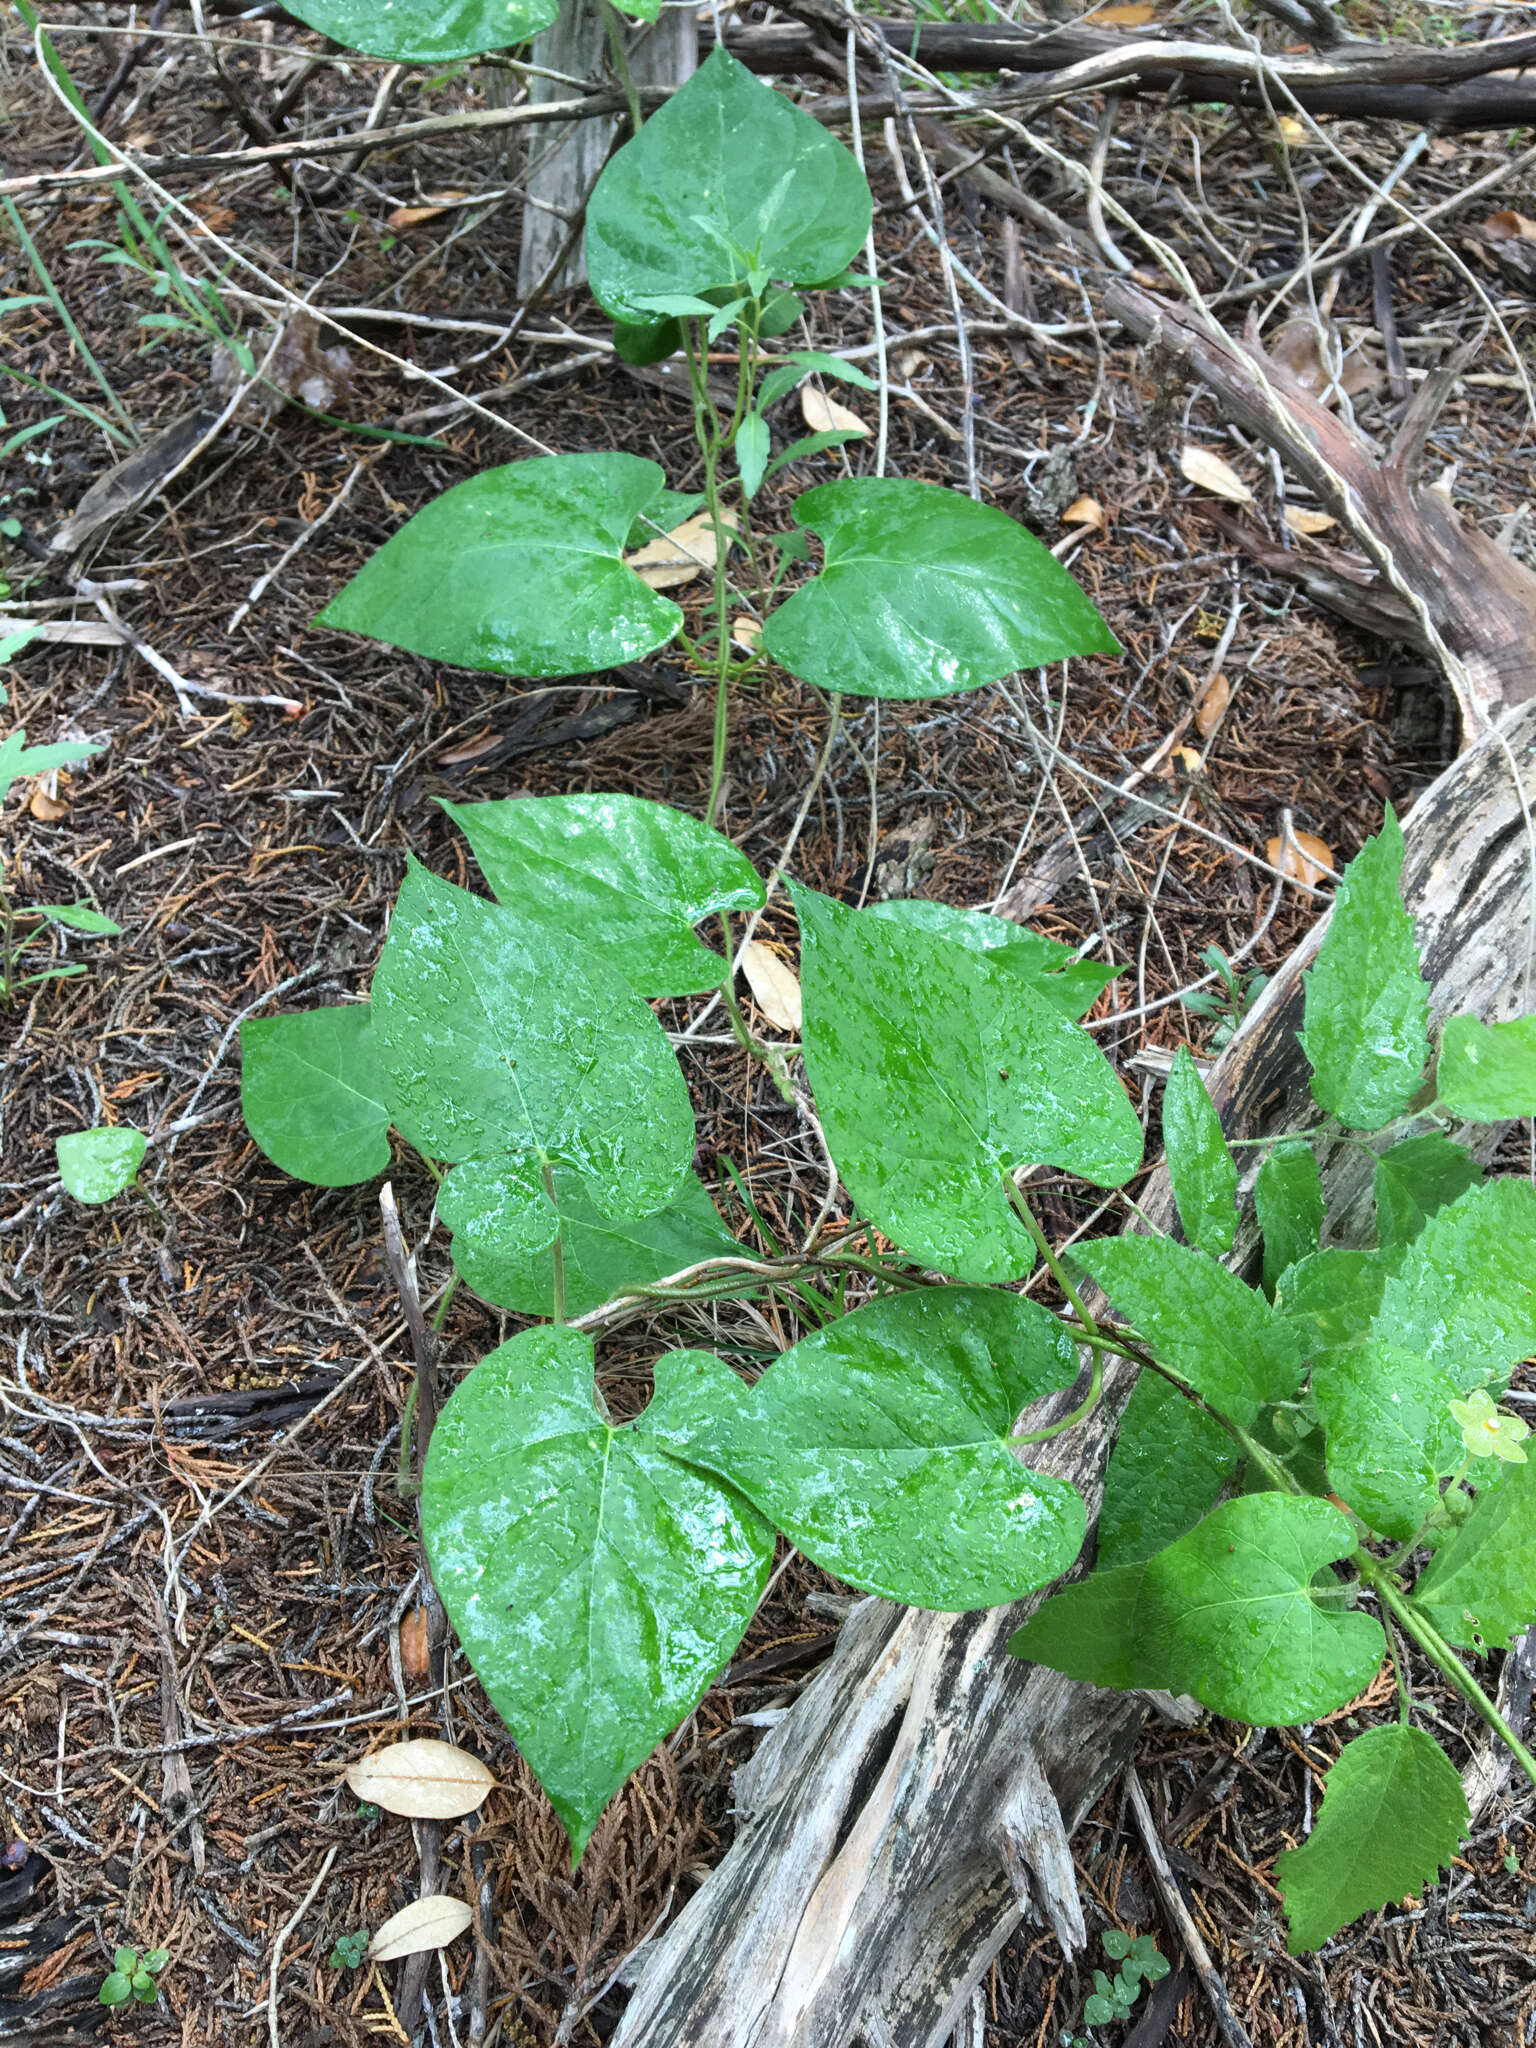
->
[516,0,695,298]
[613,698,1536,2048]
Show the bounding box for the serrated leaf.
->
[441,1168,739,1318]
[1313,1341,1463,1540]
[442,794,762,1000]
[1163,1045,1237,1254]
[763,477,1118,700]
[1254,1140,1325,1296]
[241,1005,392,1188]
[56,1126,145,1203]
[1010,1494,1384,1725]
[422,1329,773,1858]
[344,1739,496,1821]
[1373,1133,1483,1252]
[1070,1235,1307,1424]
[367,1895,474,1964]
[792,883,1142,1282]
[1300,809,1429,1130]
[1437,1013,1536,1121]
[1276,1726,1468,1952]
[1413,1453,1536,1650]
[586,49,871,326]
[319,453,682,678]
[284,0,555,59]
[1275,1247,1387,1359]
[1098,1368,1238,1568]
[672,1286,1084,1609]
[865,899,1119,1020]
[372,862,693,1229]
[1370,1177,1536,1392]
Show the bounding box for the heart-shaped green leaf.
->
[372,862,693,1223]
[422,1328,773,1858]
[792,882,1142,1282]
[241,1005,392,1188]
[1070,1234,1308,1424]
[1436,1013,1536,1122]
[1276,1727,1468,1953]
[672,1286,1085,1608]
[1370,1177,1536,1392]
[443,794,763,998]
[586,48,872,325]
[1412,1453,1536,1651]
[864,899,1119,1020]
[1254,1140,1325,1296]
[1011,1494,1384,1725]
[1313,1340,1462,1540]
[1097,1369,1238,1569]
[1300,808,1429,1130]
[283,0,556,61]
[1162,1046,1237,1255]
[57,1126,146,1203]
[441,1167,739,1317]
[319,453,682,678]
[762,478,1118,699]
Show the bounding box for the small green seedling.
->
[1083,1930,1170,2025]
[99,1946,167,2007]
[1181,942,1269,1052]
[327,1929,369,1970]
[57,1127,149,1207]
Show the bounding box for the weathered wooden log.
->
[613,699,1536,2048]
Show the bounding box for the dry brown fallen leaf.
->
[732,616,763,650]
[29,784,69,822]
[892,347,928,379]
[1193,672,1232,737]
[1266,829,1335,887]
[1484,209,1536,241]
[191,204,236,236]
[344,1738,495,1821]
[367,1895,474,1964]
[739,940,802,1034]
[800,386,868,436]
[386,191,470,230]
[1093,1,1155,21]
[626,510,739,591]
[1168,744,1204,776]
[400,1604,430,1680]
[1178,445,1252,504]
[1284,505,1336,536]
[1061,495,1106,531]
[1276,114,1311,144]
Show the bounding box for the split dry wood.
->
[613,698,1536,2048]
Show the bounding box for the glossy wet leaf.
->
[442,1167,739,1318]
[1413,1454,1536,1650]
[320,454,682,678]
[1436,1013,1536,1121]
[865,898,1120,1020]
[241,1005,392,1188]
[1276,1726,1468,1953]
[33,902,119,935]
[344,1739,496,1821]
[56,1125,145,1203]
[624,489,704,550]
[1097,1369,1238,1569]
[283,0,555,59]
[1275,1247,1387,1360]
[1300,808,1429,1129]
[1373,1133,1483,1252]
[422,1328,773,1857]
[672,1287,1084,1609]
[372,862,693,1223]
[1163,1045,1237,1254]
[1255,1140,1325,1295]
[1070,1235,1307,1424]
[1370,1177,1536,1392]
[1010,1494,1384,1725]
[1313,1341,1462,1541]
[442,793,762,998]
[586,49,871,325]
[792,883,1142,1282]
[762,478,1119,699]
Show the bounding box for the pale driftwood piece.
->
[516,0,695,297]
[1106,281,1536,741]
[614,703,1536,2048]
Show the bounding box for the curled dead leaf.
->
[731,616,763,650]
[386,192,470,231]
[1061,495,1106,531]
[1178,445,1252,504]
[1168,745,1203,776]
[626,510,739,591]
[1484,210,1536,241]
[367,1894,474,1964]
[29,784,69,821]
[1193,671,1232,737]
[344,1738,495,1821]
[399,1605,430,1680]
[800,386,868,436]
[1093,1,1156,20]
[1283,505,1336,537]
[739,940,802,1034]
[892,348,928,379]
[1276,114,1311,144]
[1265,828,1335,887]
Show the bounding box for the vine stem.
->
[1360,1559,1536,1791]
[1011,1347,1103,1446]
[1001,1172,1099,1340]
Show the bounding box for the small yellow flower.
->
[1448,1388,1530,1464]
